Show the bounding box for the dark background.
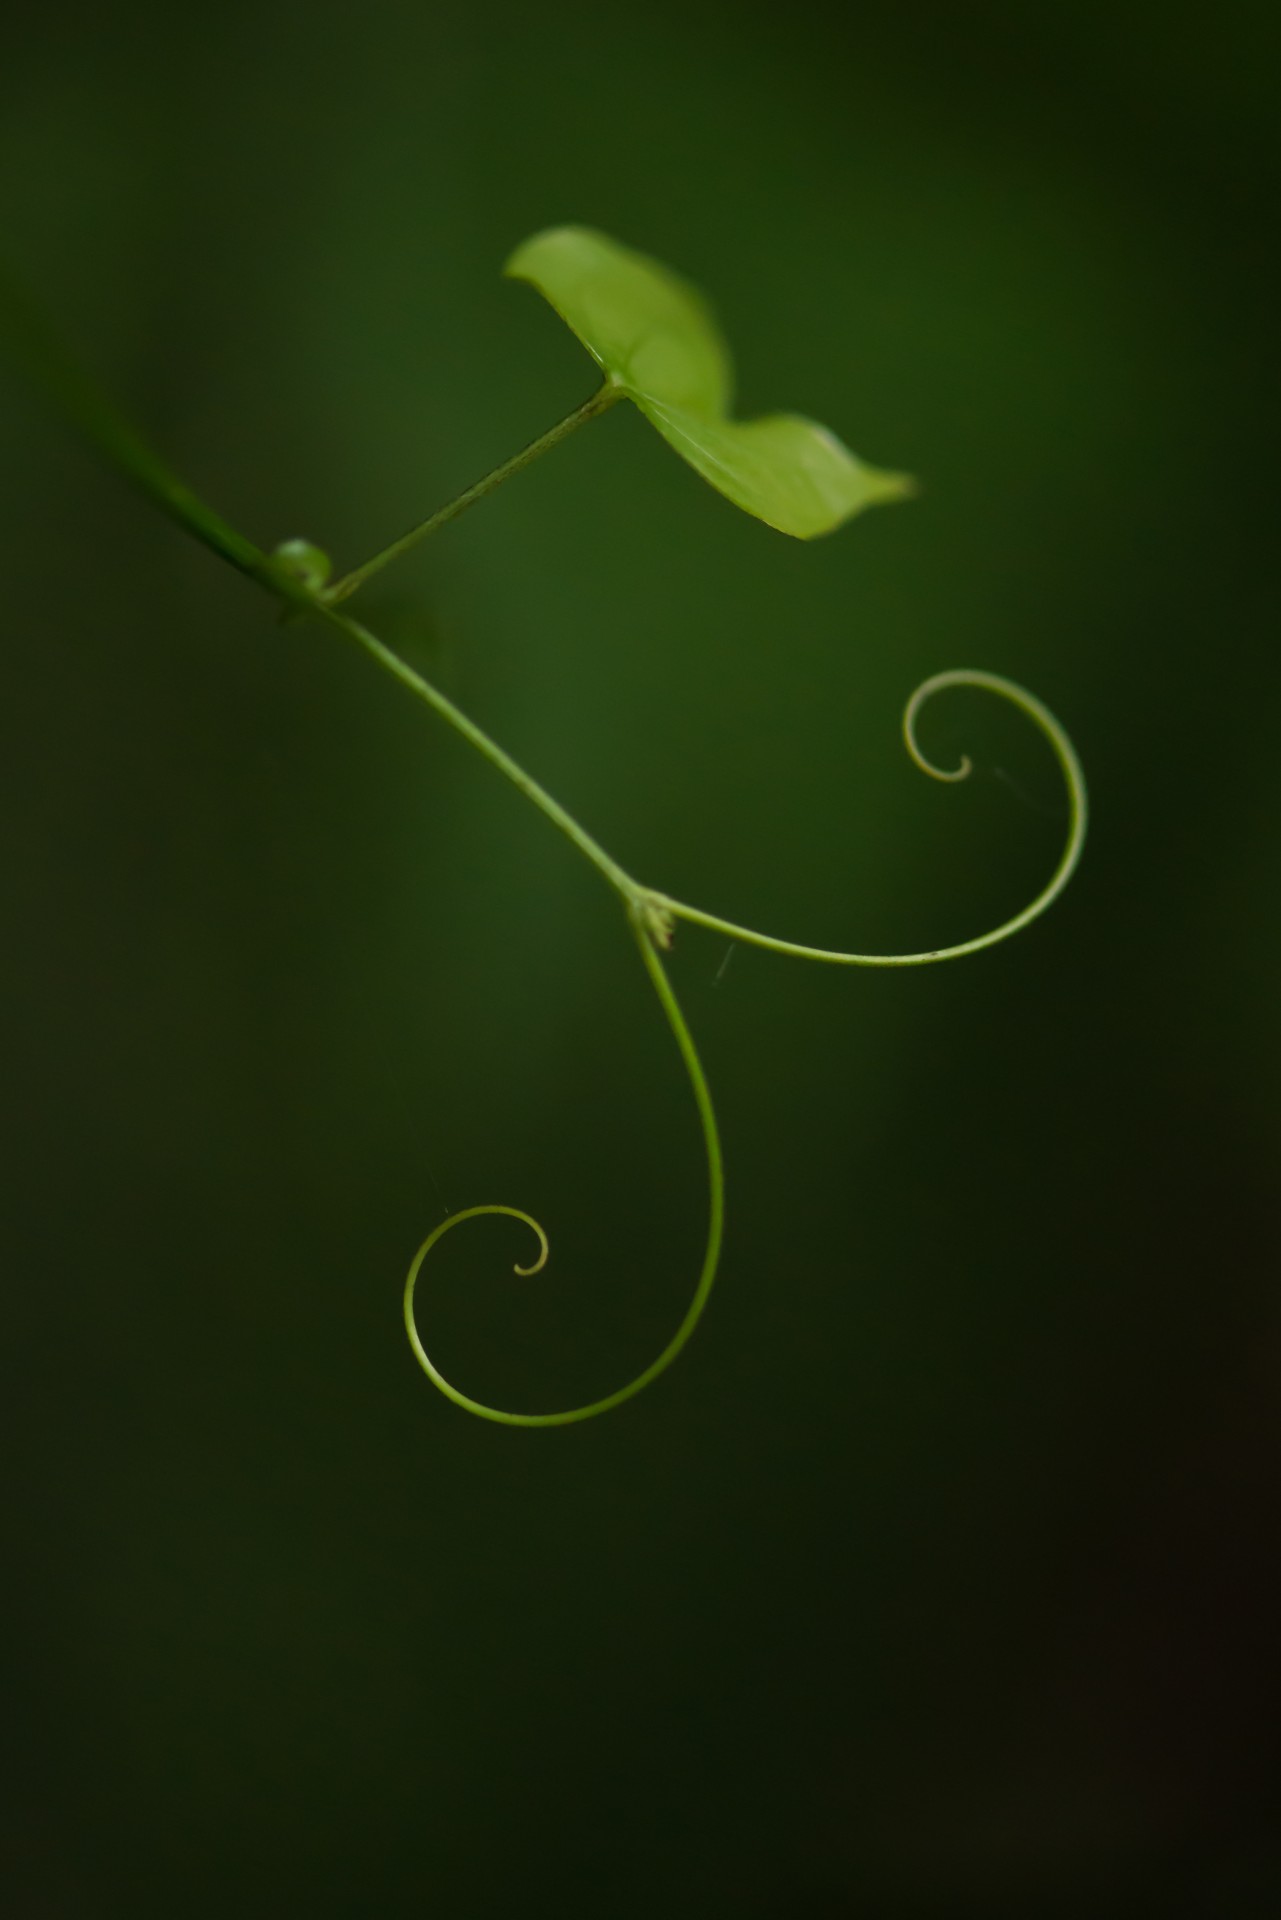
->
[2,4,1278,1913]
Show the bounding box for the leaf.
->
[505,226,913,539]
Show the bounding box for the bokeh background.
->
[3,3,1278,1913]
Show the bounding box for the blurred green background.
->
[3,3,1278,1913]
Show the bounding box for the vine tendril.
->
[647,669,1087,968]
[402,905,725,1426]
[5,280,1087,1428]
[400,670,1084,1426]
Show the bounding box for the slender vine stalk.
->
[3,274,1086,1426]
[325,382,622,605]
[0,264,295,595]
[318,601,635,894]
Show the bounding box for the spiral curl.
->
[403,907,724,1427]
[648,668,1087,967]
[404,669,1085,1426]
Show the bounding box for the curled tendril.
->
[5,260,1087,1434]
[403,907,725,1427]
[648,668,1088,967]
[403,668,1084,1427]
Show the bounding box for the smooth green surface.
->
[507,226,912,537]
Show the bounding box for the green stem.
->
[319,602,635,896]
[325,381,622,606]
[403,900,725,1426]
[0,263,283,592]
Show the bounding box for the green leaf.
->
[505,226,913,539]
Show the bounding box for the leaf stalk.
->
[324,380,622,606]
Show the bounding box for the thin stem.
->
[403,900,726,1425]
[0,263,285,592]
[1,271,636,897]
[647,670,1087,968]
[326,381,622,606]
[318,602,636,896]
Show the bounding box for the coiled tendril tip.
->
[402,913,723,1429]
[904,671,988,783]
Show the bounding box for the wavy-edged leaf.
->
[505,225,912,539]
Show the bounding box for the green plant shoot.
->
[507,225,914,538]
[1,227,1087,1428]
